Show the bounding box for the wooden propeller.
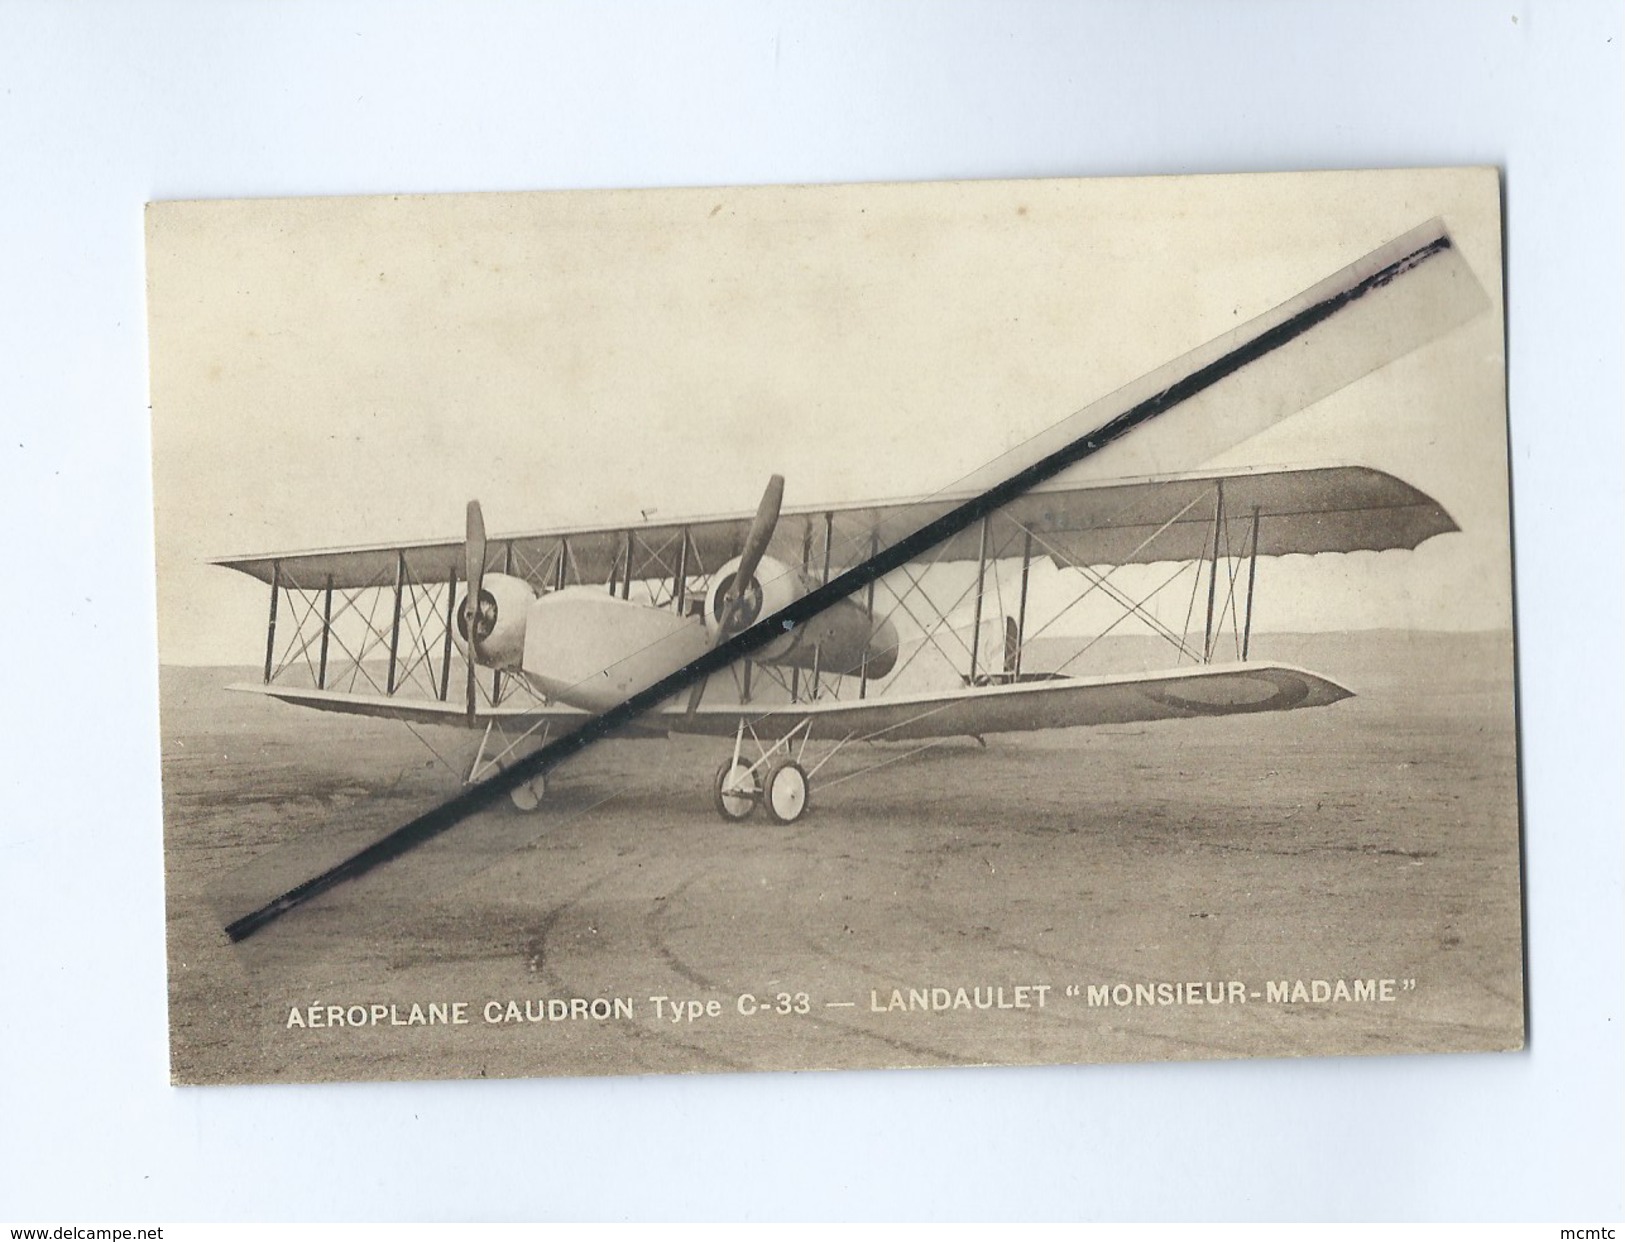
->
[687,474,783,714]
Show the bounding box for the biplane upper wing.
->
[765,461,1457,573]
[212,462,1454,590]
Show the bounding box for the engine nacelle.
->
[705,554,898,679]
[703,555,810,647]
[456,571,536,671]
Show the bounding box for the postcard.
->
[148,167,1521,1084]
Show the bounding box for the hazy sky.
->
[147,168,1509,665]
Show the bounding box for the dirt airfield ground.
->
[159,629,1523,1085]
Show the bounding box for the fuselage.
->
[456,560,898,714]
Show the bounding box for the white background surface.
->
[1,0,1620,1223]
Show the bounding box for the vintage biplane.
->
[216,463,1454,823]
[213,219,1487,828]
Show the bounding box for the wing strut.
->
[1203,482,1224,663]
[1242,507,1262,660]
[262,560,280,684]
[463,501,487,721]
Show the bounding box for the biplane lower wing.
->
[231,661,1349,744]
[226,683,662,739]
[675,662,1349,740]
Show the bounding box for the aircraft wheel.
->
[762,758,810,824]
[713,759,757,821]
[510,772,546,812]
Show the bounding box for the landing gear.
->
[762,759,809,824]
[509,772,547,812]
[710,719,836,824]
[713,758,758,821]
[467,719,554,813]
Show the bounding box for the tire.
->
[762,758,810,824]
[713,758,757,821]
[509,772,546,812]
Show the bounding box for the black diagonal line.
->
[225,231,1453,942]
